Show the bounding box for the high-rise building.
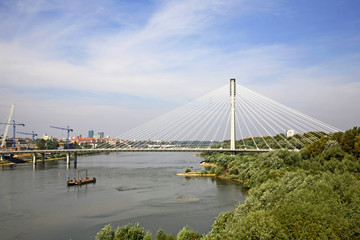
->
[98,132,104,138]
[88,130,94,138]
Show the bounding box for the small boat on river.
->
[67,169,96,186]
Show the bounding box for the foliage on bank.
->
[204,126,360,239]
[35,139,82,150]
[96,127,360,239]
[95,224,201,240]
[0,160,11,165]
[211,131,325,150]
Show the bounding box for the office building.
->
[88,130,94,138]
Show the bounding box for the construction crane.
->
[17,131,38,144]
[50,125,73,149]
[0,120,25,150]
[1,104,15,149]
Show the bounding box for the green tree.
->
[176,227,201,240]
[114,223,148,240]
[155,229,175,240]
[36,139,46,150]
[46,140,59,150]
[340,126,360,157]
[156,229,166,240]
[96,224,114,240]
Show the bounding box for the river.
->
[0,152,246,239]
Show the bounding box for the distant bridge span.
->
[0,148,272,164]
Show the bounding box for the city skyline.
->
[0,0,359,138]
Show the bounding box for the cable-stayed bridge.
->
[97,79,341,151]
[0,79,341,164]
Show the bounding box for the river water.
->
[0,152,246,239]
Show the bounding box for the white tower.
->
[230,79,236,151]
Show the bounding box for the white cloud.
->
[0,0,359,137]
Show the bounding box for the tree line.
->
[96,126,360,239]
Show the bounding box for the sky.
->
[0,0,359,139]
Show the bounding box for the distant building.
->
[88,130,94,138]
[98,132,104,138]
[287,129,295,137]
[42,134,53,140]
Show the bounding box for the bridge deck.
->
[0,148,272,155]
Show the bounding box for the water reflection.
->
[0,152,246,239]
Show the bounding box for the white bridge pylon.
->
[106,79,341,150]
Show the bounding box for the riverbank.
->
[1,151,102,165]
[0,160,15,166]
[176,172,216,177]
[200,161,217,167]
[176,172,243,184]
[177,162,243,184]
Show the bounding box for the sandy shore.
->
[178,162,244,184]
[200,162,217,167]
[177,172,243,183]
[176,172,216,177]
[0,161,15,166]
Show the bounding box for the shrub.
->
[214,167,224,176]
[155,229,175,240]
[176,227,202,240]
[96,224,114,240]
[114,223,148,240]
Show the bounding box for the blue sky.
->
[0,0,359,138]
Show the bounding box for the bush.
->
[176,227,202,240]
[205,171,360,240]
[155,229,175,240]
[96,224,114,240]
[114,223,148,240]
[214,167,224,176]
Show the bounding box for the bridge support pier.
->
[32,153,36,164]
[74,152,77,164]
[41,153,45,163]
[66,152,70,165]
